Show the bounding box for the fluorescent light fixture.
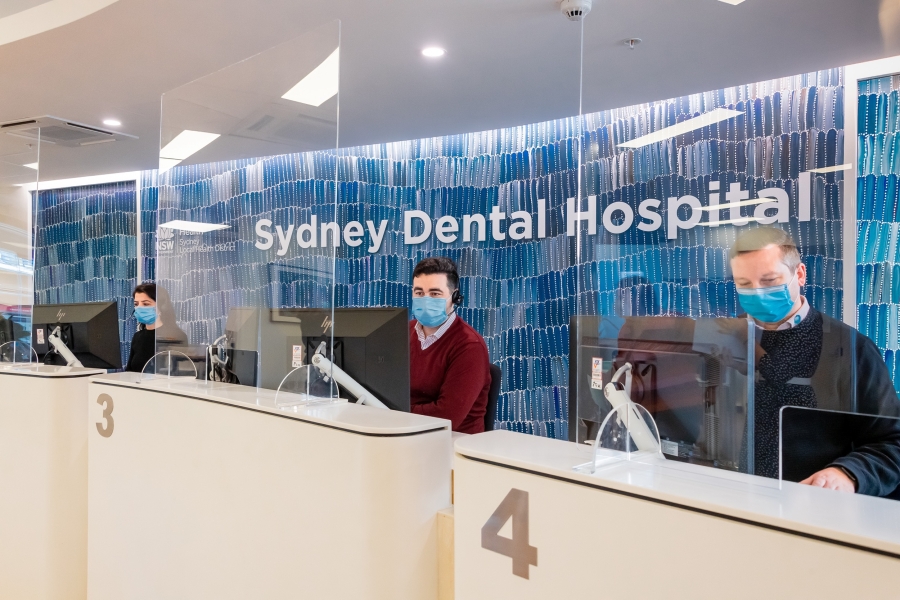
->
[718,0,745,4]
[158,130,220,173]
[160,130,220,161]
[23,162,38,170]
[20,171,140,191]
[103,119,121,127]
[697,198,773,211]
[422,47,445,58]
[808,163,852,174]
[618,107,743,149]
[158,158,182,174]
[158,220,230,233]
[281,48,340,107]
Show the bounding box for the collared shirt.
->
[751,295,810,331]
[415,312,457,350]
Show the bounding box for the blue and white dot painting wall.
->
[33,182,138,365]
[858,74,900,391]
[154,67,846,439]
[577,69,844,324]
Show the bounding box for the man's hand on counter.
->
[800,467,857,493]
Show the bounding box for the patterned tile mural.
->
[580,70,845,321]
[153,67,846,439]
[33,182,138,365]
[858,74,900,391]
[140,171,158,283]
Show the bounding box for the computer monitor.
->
[0,314,12,346]
[32,302,122,369]
[569,315,752,472]
[225,307,410,411]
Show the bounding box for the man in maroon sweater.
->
[409,257,491,434]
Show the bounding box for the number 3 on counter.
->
[481,488,538,579]
[96,393,114,438]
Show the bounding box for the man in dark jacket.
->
[731,227,900,496]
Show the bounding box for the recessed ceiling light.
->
[103,119,121,127]
[717,0,745,4]
[422,47,445,58]
[281,48,340,107]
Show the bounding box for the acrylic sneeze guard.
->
[570,66,848,482]
[0,126,37,364]
[154,21,341,391]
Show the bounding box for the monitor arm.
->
[48,326,83,368]
[310,346,388,410]
[604,362,659,453]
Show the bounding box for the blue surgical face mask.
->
[736,275,797,323]
[134,306,157,326]
[411,296,449,328]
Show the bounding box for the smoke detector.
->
[560,0,592,21]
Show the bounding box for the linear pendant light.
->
[808,163,852,174]
[159,130,220,173]
[158,220,230,233]
[282,48,340,107]
[618,107,742,149]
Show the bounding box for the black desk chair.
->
[485,363,502,432]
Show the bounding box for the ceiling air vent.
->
[0,119,37,129]
[0,116,137,147]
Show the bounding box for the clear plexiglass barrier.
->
[0,341,39,364]
[586,398,663,473]
[155,21,341,390]
[572,315,756,476]
[768,321,898,494]
[779,407,900,500]
[141,350,199,379]
[274,363,339,407]
[776,319,900,499]
[0,124,38,364]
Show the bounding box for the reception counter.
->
[0,364,105,600]
[86,373,452,600]
[453,430,900,599]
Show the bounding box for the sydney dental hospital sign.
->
[253,172,822,255]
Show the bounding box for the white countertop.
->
[90,372,451,436]
[0,363,106,378]
[456,429,900,556]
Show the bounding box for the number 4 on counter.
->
[481,488,538,579]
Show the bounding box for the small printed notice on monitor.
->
[590,358,603,389]
[37,328,44,345]
[291,344,303,368]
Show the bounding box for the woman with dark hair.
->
[125,282,159,372]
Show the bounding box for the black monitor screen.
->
[229,307,410,411]
[570,315,751,472]
[32,302,122,369]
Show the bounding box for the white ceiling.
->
[0,0,893,182]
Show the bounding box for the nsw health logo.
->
[157,227,175,253]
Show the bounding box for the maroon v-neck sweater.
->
[409,318,491,434]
